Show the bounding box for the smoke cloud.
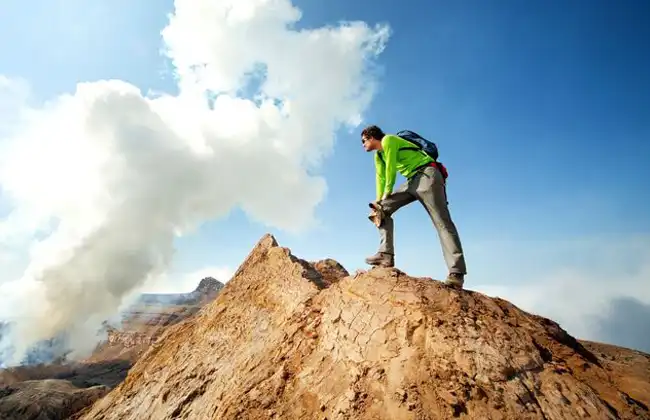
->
[0,0,390,365]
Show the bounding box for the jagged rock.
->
[78,234,650,420]
[311,258,350,286]
[194,277,226,296]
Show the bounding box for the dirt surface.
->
[77,234,650,420]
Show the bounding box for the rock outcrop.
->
[194,277,226,298]
[79,234,650,420]
[311,258,350,287]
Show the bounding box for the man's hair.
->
[361,125,385,140]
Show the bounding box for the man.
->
[361,125,467,289]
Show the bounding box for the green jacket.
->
[374,134,434,201]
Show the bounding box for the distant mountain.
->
[88,277,224,363]
[134,277,225,306]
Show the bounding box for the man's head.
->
[361,125,385,152]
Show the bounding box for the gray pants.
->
[377,164,467,275]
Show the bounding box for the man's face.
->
[361,135,375,152]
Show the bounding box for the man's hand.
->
[370,193,389,210]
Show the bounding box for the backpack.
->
[395,130,439,161]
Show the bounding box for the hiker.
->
[361,125,467,289]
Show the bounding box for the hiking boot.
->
[365,252,394,268]
[445,272,464,289]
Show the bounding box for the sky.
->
[0,0,649,362]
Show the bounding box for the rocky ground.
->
[75,234,650,420]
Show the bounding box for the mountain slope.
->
[79,234,650,420]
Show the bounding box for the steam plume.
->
[0,0,390,365]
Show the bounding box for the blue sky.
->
[185,0,650,281]
[1,0,649,351]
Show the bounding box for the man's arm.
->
[374,152,386,201]
[381,135,399,199]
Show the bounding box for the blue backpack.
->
[395,130,439,161]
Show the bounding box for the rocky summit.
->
[77,234,650,420]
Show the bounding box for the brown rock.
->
[69,234,650,420]
[311,258,350,286]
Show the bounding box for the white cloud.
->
[473,234,650,350]
[0,0,390,365]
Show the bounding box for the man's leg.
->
[366,182,415,266]
[414,166,467,284]
[378,183,416,254]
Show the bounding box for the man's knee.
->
[380,192,414,215]
[380,201,405,218]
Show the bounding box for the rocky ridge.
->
[78,234,650,420]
